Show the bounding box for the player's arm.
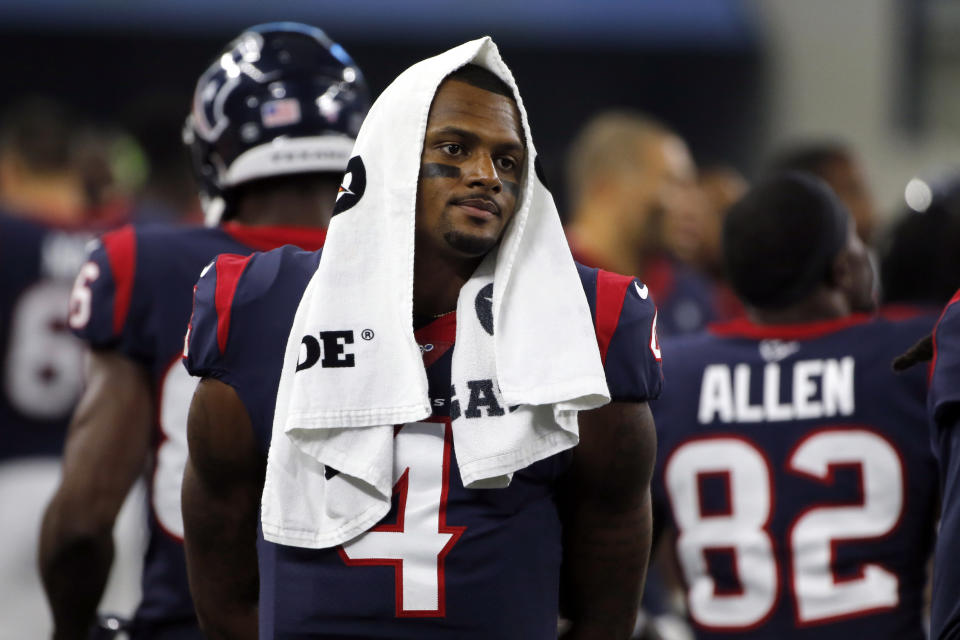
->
[39,350,153,640]
[560,400,657,640]
[181,377,262,640]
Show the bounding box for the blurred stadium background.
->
[3,0,960,637]
[2,0,959,223]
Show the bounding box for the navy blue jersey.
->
[651,313,939,639]
[69,221,326,637]
[0,211,101,461]
[184,255,662,639]
[929,289,960,640]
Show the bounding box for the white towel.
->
[261,36,610,549]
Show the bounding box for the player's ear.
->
[827,245,855,292]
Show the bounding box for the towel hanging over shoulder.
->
[261,36,610,549]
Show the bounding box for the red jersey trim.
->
[214,254,254,355]
[643,254,676,303]
[708,313,874,340]
[931,288,960,386]
[595,269,634,365]
[102,225,137,335]
[878,303,941,321]
[221,222,327,252]
[414,312,457,345]
[415,313,457,368]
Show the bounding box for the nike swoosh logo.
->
[635,282,649,299]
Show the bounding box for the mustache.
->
[451,196,500,215]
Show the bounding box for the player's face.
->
[840,224,876,313]
[821,155,875,244]
[415,79,525,259]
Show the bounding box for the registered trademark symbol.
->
[361,329,375,341]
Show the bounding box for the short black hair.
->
[445,63,515,101]
[723,172,849,309]
[768,141,852,179]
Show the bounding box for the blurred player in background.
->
[652,173,938,639]
[0,98,140,639]
[768,141,881,310]
[120,94,205,224]
[696,165,748,322]
[565,110,715,336]
[39,23,369,639]
[894,288,960,640]
[769,141,877,246]
[881,174,960,310]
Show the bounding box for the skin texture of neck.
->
[230,175,341,227]
[412,240,482,318]
[747,286,851,326]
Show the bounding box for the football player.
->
[0,99,139,639]
[651,173,938,639]
[564,111,716,336]
[894,290,960,639]
[38,23,369,639]
[181,45,662,638]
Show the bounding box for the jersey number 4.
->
[339,421,465,617]
[665,428,904,630]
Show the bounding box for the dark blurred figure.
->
[880,175,960,309]
[566,110,715,336]
[39,22,369,640]
[0,97,139,639]
[122,93,202,223]
[769,140,876,245]
[0,98,86,223]
[697,165,748,321]
[71,124,137,222]
[652,173,936,640]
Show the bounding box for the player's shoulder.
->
[184,245,321,373]
[936,290,960,338]
[231,244,322,306]
[575,262,656,320]
[196,243,321,324]
[575,261,663,401]
[930,289,960,417]
[865,309,939,354]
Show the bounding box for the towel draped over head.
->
[261,36,610,549]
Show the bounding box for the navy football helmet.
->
[183,22,370,224]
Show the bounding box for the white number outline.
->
[5,280,86,420]
[151,356,200,541]
[650,309,662,361]
[68,260,100,330]
[337,420,466,617]
[785,427,904,626]
[665,433,780,631]
[665,427,906,631]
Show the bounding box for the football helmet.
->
[183,22,370,224]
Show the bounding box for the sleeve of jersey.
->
[931,294,960,425]
[590,269,664,403]
[182,253,253,384]
[69,225,144,356]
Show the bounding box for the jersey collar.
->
[221,222,327,251]
[708,313,874,340]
